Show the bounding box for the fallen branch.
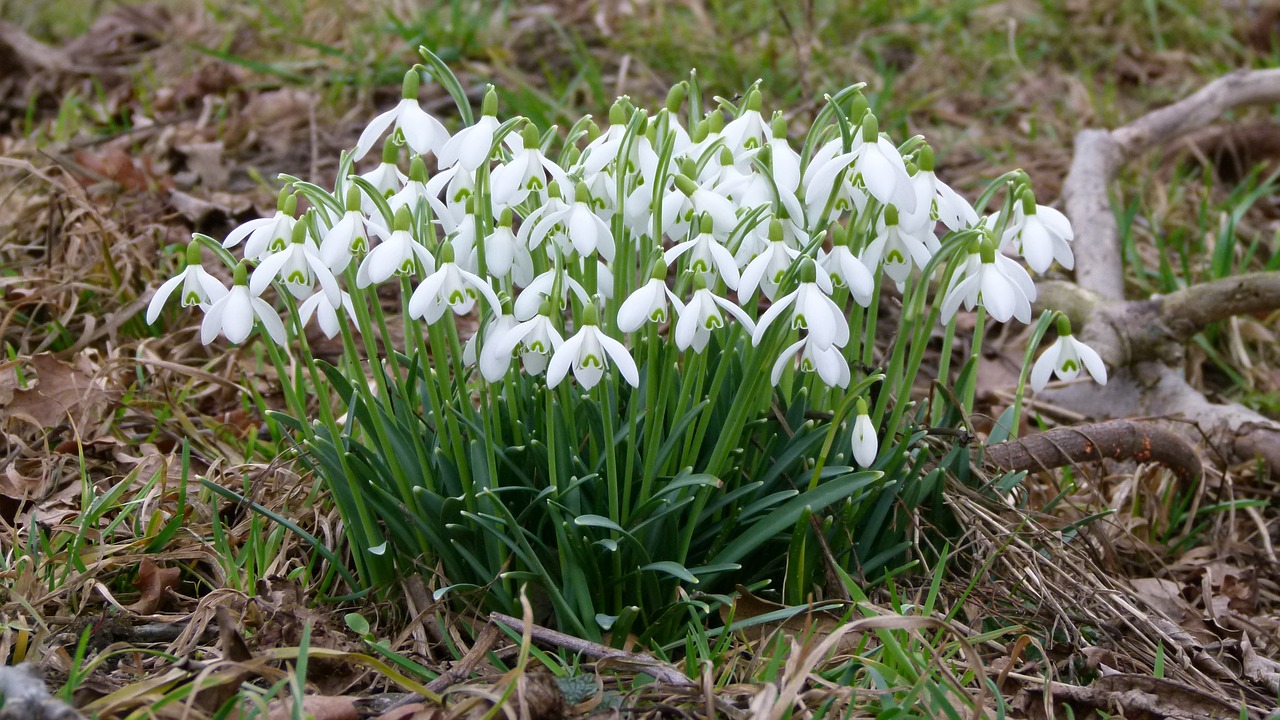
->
[1065,69,1280,300]
[984,420,1201,484]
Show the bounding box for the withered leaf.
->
[126,559,181,615]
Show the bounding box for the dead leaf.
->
[127,559,181,615]
[267,696,359,720]
[2,353,118,433]
[719,585,859,653]
[373,703,443,720]
[1130,577,1192,622]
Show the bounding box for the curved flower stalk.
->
[353,68,449,162]
[147,241,228,324]
[201,263,287,346]
[1030,316,1107,391]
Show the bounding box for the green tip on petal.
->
[521,122,541,149]
[608,99,628,126]
[409,155,428,183]
[1020,187,1037,215]
[481,86,498,117]
[499,208,513,228]
[344,185,362,212]
[393,206,413,232]
[184,239,202,266]
[799,257,816,283]
[581,302,599,326]
[771,111,787,140]
[291,218,308,244]
[401,69,420,100]
[860,113,879,141]
[918,144,935,172]
[440,240,455,263]
[855,397,869,416]
[883,204,899,227]
[232,262,249,286]
[699,212,713,235]
[381,136,399,164]
[706,110,724,133]
[745,86,762,112]
[1055,314,1073,337]
[574,181,591,205]
[674,174,698,197]
[769,218,783,243]
[666,82,687,114]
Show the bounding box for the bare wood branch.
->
[1064,69,1280,300]
[984,420,1202,484]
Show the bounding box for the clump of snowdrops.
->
[150,52,1104,645]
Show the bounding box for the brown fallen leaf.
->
[2,353,119,433]
[267,696,359,720]
[127,559,181,615]
[719,585,859,653]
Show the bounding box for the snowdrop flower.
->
[850,399,878,467]
[438,87,501,172]
[616,264,682,333]
[319,187,370,273]
[804,114,915,216]
[861,205,934,291]
[664,213,739,290]
[523,182,615,261]
[719,87,768,153]
[769,333,851,388]
[252,217,341,302]
[223,190,296,260]
[751,258,847,350]
[939,238,1035,324]
[547,304,639,389]
[669,174,739,241]
[906,145,978,233]
[386,155,433,218]
[201,263,287,345]
[1001,188,1074,274]
[517,181,571,252]
[579,99,633,177]
[355,138,407,217]
[491,123,569,207]
[407,241,502,323]
[356,207,435,288]
[1030,316,1107,391]
[352,68,449,162]
[514,268,589,321]
[146,241,229,324]
[738,219,802,303]
[470,208,520,279]
[468,312,518,378]
[298,289,356,339]
[674,275,757,353]
[485,302,564,379]
[817,223,876,307]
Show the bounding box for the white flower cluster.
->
[149,67,1101,395]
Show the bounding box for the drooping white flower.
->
[718,87,768,154]
[547,305,639,389]
[850,399,878,467]
[751,258,847,350]
[673,277,756,353]
[491,123,569,207]
[298,289,357,339]
[768,334,851,388]
[523,181,615,261]
[471,208,519,279]
[803,114,916,216]
[437,86,501,171]
[352,69,449,162]
[356,207,435,288]
[663,212,740,290]
[407,241,502,323]
[467,312,518,377]
[616,269,682,333]
[200,263,287,345]
[669,173,740,241]
[251,218,341,303]
[1030,317,1107,391]
[1000,188,1074,274]
[817,223,876,307]
[354,138,408,217]
[223,190,296,260]
[905,145,978,233]
[319,186,371,273]
[146,241,229,324]
[386,155,434,218]
[513,268,590,321]
[484,304,564,379]
[861,205,935,291]
[939,238,1036,324]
